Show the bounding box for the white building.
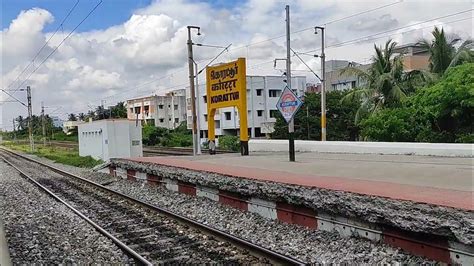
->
[186,75,306,141]
[126,89,187,129]
[51,116,63,128]
[63,120,82,135]
[78,119,142,161]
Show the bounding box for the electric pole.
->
[286,5,295,162]
[12,119,16,143]
[26,86,34,152]
[187,25,201,156]
[315,26,326,141]
[41,101,46,146]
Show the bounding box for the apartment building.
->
[186,75,306,141]
[324,60,371,92]
[324,43,430,92]
[393,43,430,71]
[126,89,187,129]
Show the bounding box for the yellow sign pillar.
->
[206,58,248,155]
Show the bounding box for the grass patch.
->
[2,141,102,168]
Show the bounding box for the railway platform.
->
[126,151,472,210]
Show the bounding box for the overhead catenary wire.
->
[301,9,473,55]
[4,0,81,92]
[1,0,403,112]
[4,0,103,102]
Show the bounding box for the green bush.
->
[162,133,193,147]
[360,108,420,142]
[142,122,193,147]
[218,135,240,151]
[52,131,78,142]
[360,63,474,143]
[142,124,167,146]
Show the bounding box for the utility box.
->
[78,119,143,161]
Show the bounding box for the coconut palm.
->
[341,39,407,122]
[78,112,86,121]
[418,27,473,74]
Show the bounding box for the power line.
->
[302,9,473,54]
[1,0,402,113]
[4,0,80,92]
[6,0,103,100]
[223,0,404,53]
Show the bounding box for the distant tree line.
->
[67,101,127,121]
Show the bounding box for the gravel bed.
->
[112,158,474,245]
[0,160,130,264]
[89,172,434,264]
[14,153,434,263]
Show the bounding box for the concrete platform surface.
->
[129,152,473,210]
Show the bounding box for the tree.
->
[95,105,109,120]
[68,113,77,121]
[418,27,473,75]
[341,39,408,122]
[110,102,127,118]
[78,113,86,121]
[272,91,359,141]
[86,110,95,121]
[360,63,474,143]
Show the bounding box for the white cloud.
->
[1,0,472,129]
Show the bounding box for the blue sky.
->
[1,0,152,31]
[1,0,241,32]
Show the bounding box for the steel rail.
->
[0,154,152,265]
[0,147,306,265]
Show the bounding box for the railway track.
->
[0,148,304,265]
[25,140,235,156]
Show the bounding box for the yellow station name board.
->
[206,58,248,155]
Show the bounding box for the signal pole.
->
[286,5,295,162]
[26,86,34,152]
[41,101,46,146]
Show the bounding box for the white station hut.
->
[78,119,143,161]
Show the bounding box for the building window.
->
[204,114,208,122]
[168,105,171,108]
[175,118,179,123]
[134,107,141,114]
[203,96,207,103]
[159,118,164,123]
[169,118,172,121]
[174,104,178,110]
[270,110,279,118]
[159,104,163,109]
[351,81,356,88]
[257,110,263,117]
[144,105,149,113]
[225,112,231,120]
[130,108,133,113]
[269,89,280,97]
[256,89,263,96]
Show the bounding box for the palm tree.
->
[418,27,473,74]
[78,113,86,121]
[341,39,407,122]
[68,113,77,121]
